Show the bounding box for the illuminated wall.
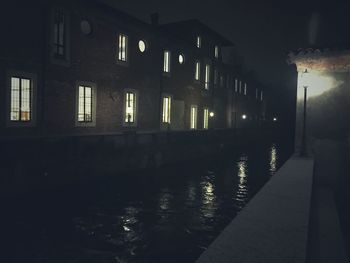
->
[292,52,350,154]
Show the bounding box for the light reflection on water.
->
[10,141,292,263]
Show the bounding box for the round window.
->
[81,20,92,35]
[138,40,147,53]
[179,54,185,64]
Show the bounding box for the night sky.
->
[101,0,350,123]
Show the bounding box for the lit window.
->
[163,50,171,73]
[235,78,238,92]
[214,69,218,85]
[195,61,201,81]
[205,64,210,90]
[125,91,136,124]
[214,45,219,58]
[203,108,209,129]
[138,40,146,53]
[197,36,201,48]
[260,90,263,101]
[78,85,93,123]
[179,54,185,64]
[118,34,128,62]
[53,10,66,58]
[162,96,171,123]
[190,105,198,129]
[244,83,247,95]
[10,77,32,122]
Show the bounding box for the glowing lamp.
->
[273,117,277,122]
[209,112,215,117]
[242,114,247,120]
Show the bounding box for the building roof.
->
[161,19,234,47]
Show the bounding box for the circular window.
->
[81,20,92,35]
[138,40,147,53]
[179,54,185,64]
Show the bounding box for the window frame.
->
[117,33,129,66]
[190,105,198,130]
[123,89,138,127]
[75,81,97,127]
[6,71,37,127]
[214,45,219,59]
[203,107,209,130]
[163,50,171,75]
[196,35,202,48]
[161,94,172,124]
[204,64,210,90]
[194,60,201,82]
[50,7,70,66]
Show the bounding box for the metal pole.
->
[300,86,307,156]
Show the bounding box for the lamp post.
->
[300,69,309,156]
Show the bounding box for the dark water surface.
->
[6,139,293,263]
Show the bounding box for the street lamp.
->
[300,69,311,156]
[209,111,215,118]
[242,114,247,120]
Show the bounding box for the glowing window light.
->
[118,34,128,62]
[10,77,32,122]
[205,64,210,90]
[125,92,136,123]
[244,83,247,95]
[214,45,219,58]
[162,96,171,123]
[195,61,201,80]
[138,40,146,53]
[163,50,171,73]
[78,85,93,122]
[190,105,198,129]
[203,108,209,129]
[242,114,247,120]
[178,54,185,64]
[196,36,201,48]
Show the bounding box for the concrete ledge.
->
[196,157,314,263]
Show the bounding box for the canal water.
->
[6,139,293,263]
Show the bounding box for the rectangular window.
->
[53,10,66,58]
[163,50,171,73]
[118,34,128,62]
[244,83,247,95]
[205,64,210,90]
[195,61,201,81]
[235,78,238,92]
[196,36,201,48]
[162,96,171,123]
[10,77,32,122]
[203,108,209,129]
[260,90,263,101]
[214,45,219,58]
[78,85,93,123]
[125,92,136,123]
[190,105,198,130]
[239,81,242,93]
[214,69,218,85]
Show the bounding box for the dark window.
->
[53,10,66,58]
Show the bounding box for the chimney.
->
[150,13,159,26]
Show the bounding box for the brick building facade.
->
[0,0,266,138]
